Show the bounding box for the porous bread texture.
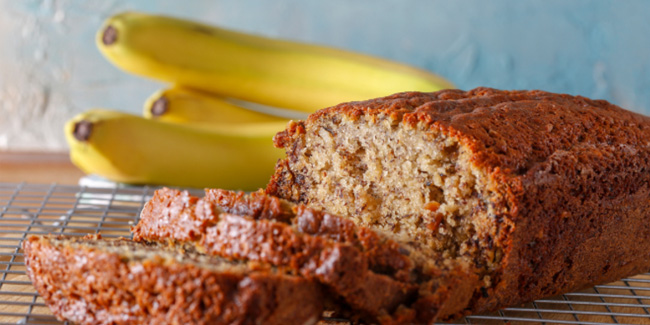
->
[276,113,498,277]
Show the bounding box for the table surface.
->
[0,151,84,185]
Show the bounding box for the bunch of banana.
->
[66,11,453,189]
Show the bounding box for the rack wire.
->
[1,182,650,325]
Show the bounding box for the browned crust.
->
[132,188,417,320]
[204,188,295,223]
[23,235,323,325]
[267,87,650,317]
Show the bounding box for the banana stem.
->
[150,96,169,116]
[73,121,94,141]
[102,25,118,45]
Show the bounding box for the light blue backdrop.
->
[0,0,648,150]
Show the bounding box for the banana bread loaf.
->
[267,87,650,319]
[23,235,323,325]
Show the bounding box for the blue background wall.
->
[0,0,648,150]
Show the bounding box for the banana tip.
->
[73,120,93,141]
[102,25,118,45]
[150,96,169,116]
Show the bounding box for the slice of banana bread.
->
[267,87,650,319]
[23,235,323,325]
[134,188,416,279]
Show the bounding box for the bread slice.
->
[132,188,445,322]
[23,235,323,325]
[267,87,650,319]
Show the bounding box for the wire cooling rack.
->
[2,182,650,325]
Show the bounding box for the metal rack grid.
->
[1,182,650,325]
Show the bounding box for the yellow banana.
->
[97,12,454,113]
[65,108,287,190]
[143,87,288,126]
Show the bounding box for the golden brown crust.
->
[204,188,295,222]
[268,87,650,318]
[132,188,418,320]
[23,235,323,325]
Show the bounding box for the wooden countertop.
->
[0,151,85,185]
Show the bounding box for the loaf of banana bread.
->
[23,235,323,325]
[267,87,650,319]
